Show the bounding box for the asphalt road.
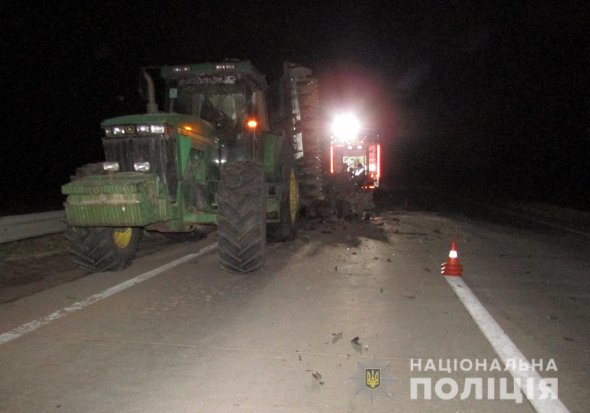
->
[0,198,588,412]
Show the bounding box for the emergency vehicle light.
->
[331,113,360,143]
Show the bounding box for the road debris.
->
[351,336,363,353]
[331,332,343,343]
[306,370,324,385]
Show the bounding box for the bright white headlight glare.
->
[150,125,165,134]
[112,126,126,136]
[331,114,360,143]
[133,161,150,172]
[137,124,165,135]
[110,124,165,136]
[103,162,120,172]
[137,125,151,134]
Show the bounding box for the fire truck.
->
[328,114,381,189]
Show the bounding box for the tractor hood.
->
[99,113,216,205]
[101,113,214,136]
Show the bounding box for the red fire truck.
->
[328,114,381,189]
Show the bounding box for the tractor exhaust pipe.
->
[143,70,158,114]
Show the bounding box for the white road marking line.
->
[446,276,570,413]
[0,242,218,346]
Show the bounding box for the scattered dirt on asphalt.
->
[0,212,394,304]
[0,232,191,304]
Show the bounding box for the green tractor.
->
[62,60,300,273]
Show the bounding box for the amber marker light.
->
[246,118,258,129]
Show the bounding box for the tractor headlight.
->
[150,125,165,134]
[103,162,120,172]
[106,124,166,137]
[133,161,150,172]
[136,125,151,135]
[112,126,126,136]
[137,124,165,135]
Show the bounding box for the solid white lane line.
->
[445,276,570,413]
[0,242,218,346]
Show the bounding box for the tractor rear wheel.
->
[66,226,141,272]
[218,161,266,273]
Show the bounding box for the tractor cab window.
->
[168,79,254,129]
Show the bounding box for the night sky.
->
[1,1,588,214]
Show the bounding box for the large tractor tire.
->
[268,138,300,242]
[66,227,141,272]
[218,161,266,273]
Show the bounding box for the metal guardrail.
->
[0,211,67,244]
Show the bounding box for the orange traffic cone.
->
[441,241,463,276]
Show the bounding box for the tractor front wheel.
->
[66,227,141,272]
[218,161,266,273]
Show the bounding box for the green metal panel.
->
[176,135,192,173]
[262,132,280,179]
[62,173,171,227]
[181,212,218,225]
[65,202,155,227]
[62,173,159,195]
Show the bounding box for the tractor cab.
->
[161,61,270,153]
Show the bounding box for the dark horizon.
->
[2,1,588,214]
